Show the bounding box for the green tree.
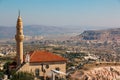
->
[0,71,4,79]
[3,61,11,78]
[11,71,34,80]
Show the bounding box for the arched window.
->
[55,67,60,71]
[35,68,40,77]
[45,64,49,69]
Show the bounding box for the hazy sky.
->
[0,0,120,28]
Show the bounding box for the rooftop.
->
[29,50,67,63]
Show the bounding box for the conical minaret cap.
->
[17,10,23,27]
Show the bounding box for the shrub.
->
[11,71,34,80]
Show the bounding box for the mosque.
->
[14,12,67,79]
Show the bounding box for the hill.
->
[0,25,80,39]
[71,28,120,42]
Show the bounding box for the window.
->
[45,64,49,69]
[55,67,60,71]
[35,68,39,77]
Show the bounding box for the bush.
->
[11,71,34,80]
[0,71,4,79]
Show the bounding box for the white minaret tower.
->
[15,11,24,66]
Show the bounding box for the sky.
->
[0,0,120,28]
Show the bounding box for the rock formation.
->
[71,66,120,80]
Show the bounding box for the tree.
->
[3,61,11,78]
[0,71,4,79]
[11,72,34,80]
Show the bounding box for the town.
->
[1,0,120,80]
[0,34,120,79]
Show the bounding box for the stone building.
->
[15,12,67,79]
[19,50,66,79]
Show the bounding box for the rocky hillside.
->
[72,28,120,42]
[70,62,120,80]
[71,66,120,80]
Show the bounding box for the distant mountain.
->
[0,26,15,38]
[0,25,82,39]
[71,28,120,42]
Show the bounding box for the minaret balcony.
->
[15,35,24,41]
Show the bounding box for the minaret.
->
[15,11,24,66]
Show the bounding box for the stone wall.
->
[18,61,66,77]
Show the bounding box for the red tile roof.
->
[29,50,67,63]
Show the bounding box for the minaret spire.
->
[19,10,20,17]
